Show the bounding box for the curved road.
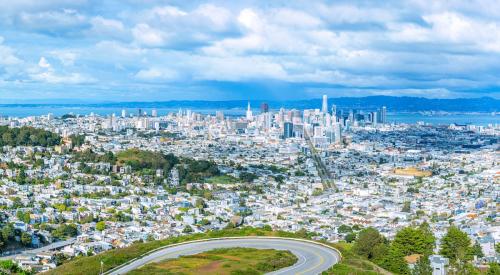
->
[107,238,340,275]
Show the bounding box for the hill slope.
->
[47,227,389,275]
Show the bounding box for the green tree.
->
[353,227,387,259]
[239,172,258,183]
[21,232,32,246]
[392,227,435,256]
[344,232,356,243]
[95,221,106,231]
[1,224,14,241]
[15,168,27,185]
[418,222,433,236]
[338,224,352,234]
[16,211,31,224]
[182,225,193,233]
[439,226,473,264]
[487,263,500,275]
[379,246,411,274]
[412,255,432,275]
[402,201,411,212]
[0,260,22,273]
[195,198,206,209]
[10,197,23,209]
[471,241,484,258]
[52,224,78,239]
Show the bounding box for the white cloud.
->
[193,56,288,81]
[17,9,87,32]
[38,57,51,68]
[89,16,128,39]
[30,71,94,84]
[388,11,500,53]
[316,4,397,24]
[2,1,500,99]
[50,50,77,66]
[272,9,323,28]
[135,68,178,82]
[132,23,169,47]
[148,6,187,18]
[0,37,22,66]
[203,8,343,56]
[0,0,87,12]
[30,55,93,84]
[237,9,264,32]
[193,4,232,31]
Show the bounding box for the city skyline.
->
[1,1,500,103]
[0,99,497,274]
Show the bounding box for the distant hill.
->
[1,96,498,112]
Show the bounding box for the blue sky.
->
[1,0,500,103]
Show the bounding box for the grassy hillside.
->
[47,227,389,275]
[128,247,297,275]
[321,242,392,275]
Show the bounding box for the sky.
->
[1,0,500,103]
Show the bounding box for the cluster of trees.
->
[177,158,220,184]
[60,114,77,120]
[117,149,220,184]
[352,224,487,274]
[0,126,60,147]
[116,149,177,172]
[72,149,116,164]
[50,224,78,240]
[0,259,32,275]
[69,134,85,147]
[0,223,33,250]
[238,172,258,183]
[337,224,362,243]
[71,148,237,190]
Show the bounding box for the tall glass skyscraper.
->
[322,95,328,114]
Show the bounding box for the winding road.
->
[106,237,341,275]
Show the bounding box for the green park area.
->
[205,174,239,184]
[128,247,297,275]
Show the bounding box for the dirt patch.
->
[197,260,223,273]
[220,255,242,261]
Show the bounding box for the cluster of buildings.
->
[0,96,498,273]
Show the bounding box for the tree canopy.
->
[439,226,473,264]
[0,126,60,147]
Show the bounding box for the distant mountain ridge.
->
[0,96,498,112]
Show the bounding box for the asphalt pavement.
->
[107,238,340,275]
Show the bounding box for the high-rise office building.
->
[283,122,293,139]
[121,109,127,118]
[322,95,328,113]
[215,111,224,120]
[379,106,387,124]
[151,109,158,117]
[260,102,269,113]
[371,111,378,126]
[246,101,253,120]
[331,104,337,116]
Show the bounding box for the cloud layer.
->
[0,0,499,101]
